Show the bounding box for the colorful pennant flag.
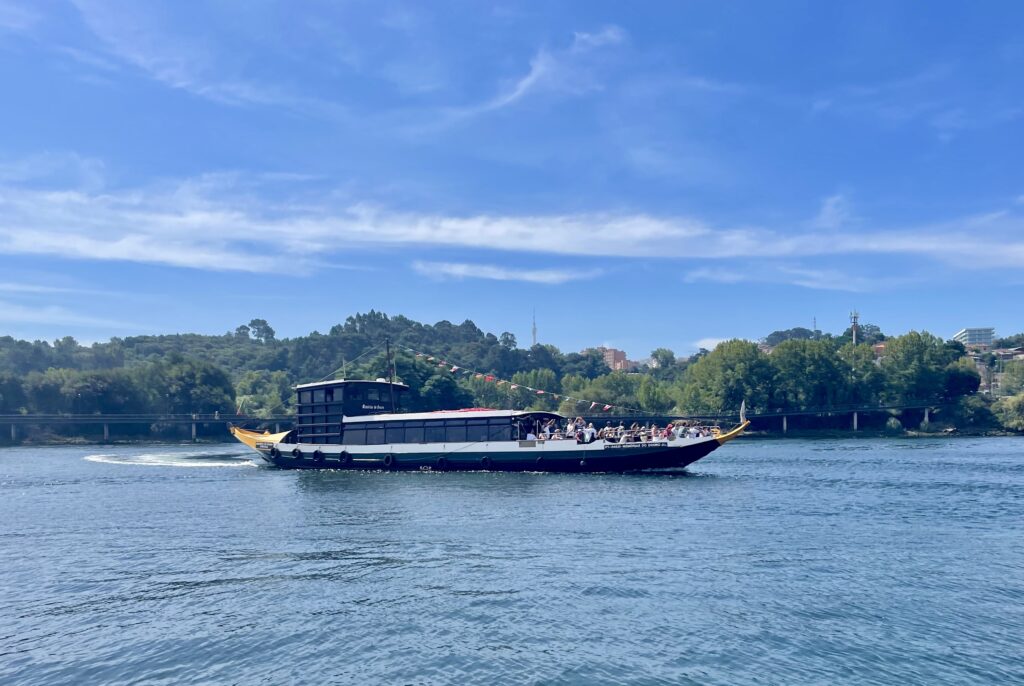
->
[485,375,495,382]
[603,404,612,411]
[450,365,458,372]
[590,402,597,410]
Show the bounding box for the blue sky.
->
[1,1,1022,359]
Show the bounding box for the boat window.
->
[326,415,341,424]
[299,391,312,404]
[425,421,445,442]
[366,424,385,444]
[466,422,489,442]
[385,424,405,443]
[344,428,366,445]
[324,389,334,402]
[405,426,425,443]
[488,420,512,441]
[365,387,381,402]
[445,420,467,443]
[327,403,343,414]
[313,389,326,403]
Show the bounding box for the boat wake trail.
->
[84,449,258,468]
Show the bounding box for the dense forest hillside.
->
[1,311,1023,433]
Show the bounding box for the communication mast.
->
[850,310,860,346]
[532,309,537,347]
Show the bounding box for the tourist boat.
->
[230,376,749,472]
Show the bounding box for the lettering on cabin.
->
[604,442,668,450]
[255,442,274,450]
[361,404,386,411]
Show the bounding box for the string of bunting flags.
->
[399,345,646,414]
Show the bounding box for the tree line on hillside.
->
[1,311,1023,433]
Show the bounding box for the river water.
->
[1,438,1022,685]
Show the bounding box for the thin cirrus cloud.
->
[412,260,602,285]
[0,298,139,329]
[67,0,344,114]
[2,169,1024,275]
[443,25,627,119]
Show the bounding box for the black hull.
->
[260,441,722,473]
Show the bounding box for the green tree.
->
[637,375,673,413]
[677,340,774,414]
[994,393,1024,430]
[511,369,559,411]
[248,319,276,344]
[1001,360,1024,396]
[650,348,676,369]
[235,370,293,417]
[764,327,817,347]
[879,332,948,404]
[0,373,27,412]
[942,360,981,400]
[770,339,850,410]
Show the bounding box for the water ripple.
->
[0,438,1022,684]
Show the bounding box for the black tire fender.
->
[383,453,395,469]
[436,457,448,470]
[339,451,351,466]
[480,456,492,470]
[291,448,302,459]
[269,447,280,459]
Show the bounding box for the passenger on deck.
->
[584,423,597,443]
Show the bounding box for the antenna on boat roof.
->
[386,336,396,411]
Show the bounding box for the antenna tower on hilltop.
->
[532,309,537,347]
[850,310,860,346]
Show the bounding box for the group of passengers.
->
[523,418,715,444]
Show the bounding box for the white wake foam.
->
[84,450,258,468]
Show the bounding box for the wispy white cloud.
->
[2,167,1024,275]
[412,261,601,285]
[686,264,916,292]
[69,0,345,114]
[0,299,138,329]
[0,0,37,32]
[0,151,106,190]
[457,25,626,116]
[809,64,1021,139]
[811,194,853,230]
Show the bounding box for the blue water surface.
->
[1,438,1022,685]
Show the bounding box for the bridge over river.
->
[1,401,955,443]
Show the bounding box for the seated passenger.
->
[584,423,597,443]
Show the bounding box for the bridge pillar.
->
[782,415,788,433]
[852,411,859,431]
[192,422,197,442]
[103,423,109,442]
